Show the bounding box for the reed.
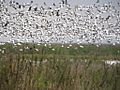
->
[0,43,120,90]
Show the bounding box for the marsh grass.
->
[0,43,120,90]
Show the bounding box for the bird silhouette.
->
[96,0,99,3]
[53,3,56,6]
[28,6,32,11]
[34,7,37,11]
[105,15,110,21]
[4,21,9,27]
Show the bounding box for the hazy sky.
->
[6,0,120,6]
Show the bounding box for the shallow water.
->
[104,60,120,65]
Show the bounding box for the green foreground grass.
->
[0,43,120,90]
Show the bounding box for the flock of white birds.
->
[0,0,120,45]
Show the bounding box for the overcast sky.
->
[6,0,120,6]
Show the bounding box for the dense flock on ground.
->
[0,0,120,44]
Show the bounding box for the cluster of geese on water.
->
[0,0,120,46]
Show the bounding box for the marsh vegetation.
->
[0,43,120,90]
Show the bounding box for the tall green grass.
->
[0,43,120,90]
